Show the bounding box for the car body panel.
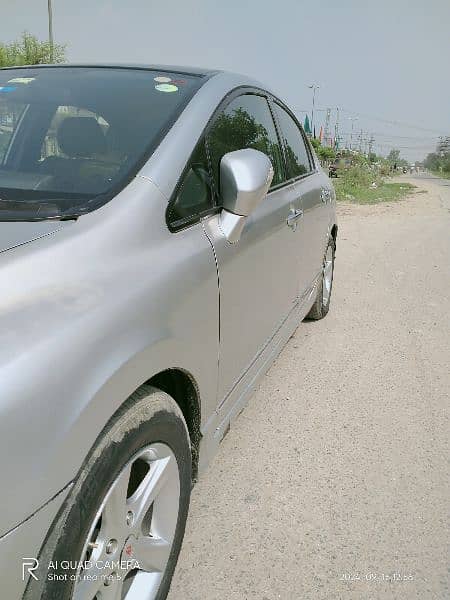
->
[202,181,303,402]
[198,261,319,471]
[0,220,70,254]
[0,176,219,535]
[0,65,336,581]
[0,485,71,599]
[298,168,334,286]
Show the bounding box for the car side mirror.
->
[219,148,274,243]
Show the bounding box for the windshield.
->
[0,67,202,220]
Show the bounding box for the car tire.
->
[306,236,335,320]
[24,385,191,600]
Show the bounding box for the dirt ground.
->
[168,174,450,600]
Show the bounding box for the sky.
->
[1,0,449,161]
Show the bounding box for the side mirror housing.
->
[220,148,274,216]
[219,149,274,242]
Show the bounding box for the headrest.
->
[57,117,106,158]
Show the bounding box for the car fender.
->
[0,177,219,536]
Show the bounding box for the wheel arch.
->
[146,368,202,481]
[89,363,203,483]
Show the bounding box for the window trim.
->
[269,96,318,188]
[166,137,218,232]
[166,86,288,232]
[169,204,221,232]
[205,90,287,197]
[166,87,256,232]
[165,85,319,233]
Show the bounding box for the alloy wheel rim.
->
[73,443,180,600]
[322,245,334,307]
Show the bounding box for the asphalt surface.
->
[168,174,450,600]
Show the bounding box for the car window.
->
[273,103,311,179]
[0,100,27,164]
[168,140,213,228]
[40,105,110,161]
[35,105,122,195]
[0,67,201,221]
[207,94,284,192]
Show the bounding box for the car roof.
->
[0,63,274,99]
[0,63,220,78]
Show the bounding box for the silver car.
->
[0,64,337,599]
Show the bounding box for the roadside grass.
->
[334,165,417,204]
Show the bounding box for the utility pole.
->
[324,108,331,146]
[348,117,358,150]
[368,134,375,158]
[334,107,340,150]
[48,0,54,62]
[358,129,363,153]
[307,84,320,137]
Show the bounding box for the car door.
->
[202,92,303,403]
[272,101,326,293]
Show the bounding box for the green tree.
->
[0,31,66,67]
[208,107,285,184]
[424,151,450,175]
[423,153,439,170]
[310,137,320,152]
[386,148,401,165]
[317,145,336,162]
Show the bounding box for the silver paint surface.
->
[0,65,336,595]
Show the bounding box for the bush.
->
[333,162,386,200]
[0,31,65,67]
[317,145,336,162]
[333,162,417,204]
[424,151,450,176]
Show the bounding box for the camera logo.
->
[22,558,39,581]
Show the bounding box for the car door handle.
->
[286,208,304,231]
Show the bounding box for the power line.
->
[293,105,448,136]
[292,104,442,156]
[336,131,438,141]
[373,143,436,150]
[292,108,328,113]
[338,108,447,135]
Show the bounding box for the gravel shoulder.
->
[168,175,450,600]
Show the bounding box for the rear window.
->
[0,67,201,220]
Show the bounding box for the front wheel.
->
[306,237,335,320]
[25,386,191,600]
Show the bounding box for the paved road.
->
[168,175,450,600]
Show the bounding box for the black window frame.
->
[166,85,288,232]
[165,137,218,232]
[205,90,287,198]
[268,96,317,185]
